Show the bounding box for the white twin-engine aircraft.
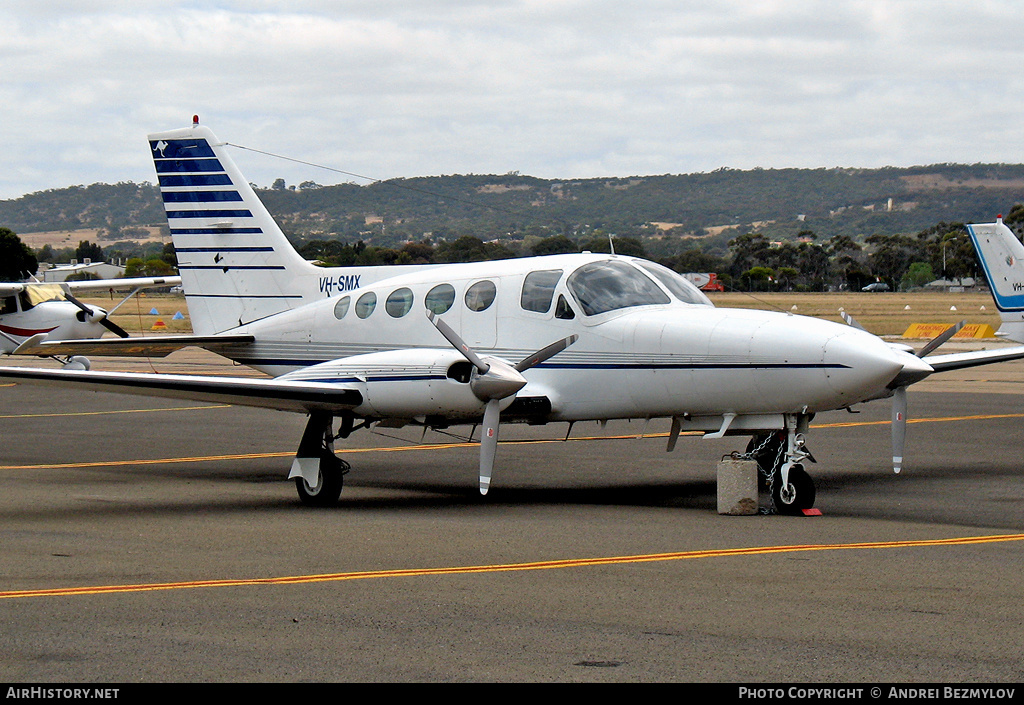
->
[4,120,1024,512]
[1,277,181,365]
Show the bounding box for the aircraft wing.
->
[13,334,255,358]
[0,366,361,414]
[62,276,181,292]
[924,345,1024,372]
[0,277,181,297]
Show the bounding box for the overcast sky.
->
[1,1,1022,200]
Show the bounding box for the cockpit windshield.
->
[23,284,65,309]
[634,261,714,306]
[567,260,670,316]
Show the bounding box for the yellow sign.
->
[903,323,997,339]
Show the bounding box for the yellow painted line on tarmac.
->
[4,412,1024,472]
[810,411,1024,429]
[0,404,230,420]
[2,533,1022,601]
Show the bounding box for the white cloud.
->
[1,1,1023,200]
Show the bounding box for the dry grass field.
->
[709,290,1001,338]
[72,289,1004,340]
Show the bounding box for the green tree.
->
[902,262,934,289]
[742,266,775,291]
[75,240,103,262]
[531,235,577,256]
[0,228,38,281]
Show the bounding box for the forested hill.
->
[3,164,1024,248]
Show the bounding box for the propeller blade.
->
[99,317,131,338]
[916,320,966,358]
[891,386,907,474]
[514,334,579,372]
[62,291,94,316]
[479,399,501,495]
[426,311,489,374]
[840,311,866,330]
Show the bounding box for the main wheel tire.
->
[295,453,347,507]
[771,463,816,515]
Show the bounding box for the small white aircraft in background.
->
[1,276,181,365]
[967,217,1024,343]
[4,120,1024,512]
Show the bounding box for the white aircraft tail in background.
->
[967,217,1024,343]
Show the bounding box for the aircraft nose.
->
[823,331,907,403]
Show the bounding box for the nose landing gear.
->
[744,415,817,515]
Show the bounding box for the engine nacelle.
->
[279,349,512,419]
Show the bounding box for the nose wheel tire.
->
[771,463,816,515]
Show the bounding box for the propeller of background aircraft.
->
[428,311,577,494]
[62,291,130,339]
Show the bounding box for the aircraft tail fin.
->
[149,119,321,335]
[967,217,1024,343]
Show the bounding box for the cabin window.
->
[333,295,350,320]
[1,296,17,315]
[636,261,713,306]
[465,280,496,312]
[567,260,669,316]
[520,269,562,313]
[385,288,414,318]
[424,284,456,314]
[355,291,377,319]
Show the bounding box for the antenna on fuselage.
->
[608,233,615,255]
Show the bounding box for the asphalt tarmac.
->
[1,352,1023,683]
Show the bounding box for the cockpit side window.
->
[567,260,670,316]
[554,294,575,320]
[636,261,714,306]
[1,295,18,315]
[520,269,563,313]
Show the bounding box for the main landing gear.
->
[289,412,354,507]
[744,415,817,515]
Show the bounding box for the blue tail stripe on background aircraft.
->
[4,117,1024,511]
